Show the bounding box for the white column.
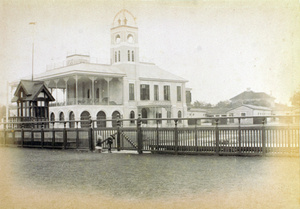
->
[89,76,95,105]
[63,78,69,105]
[104,78,112,105]
[54,79,59,106]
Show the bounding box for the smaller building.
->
[226,104,272,124]
[11,80,55,124]
[230,89,275,107]
[187,108,207,125]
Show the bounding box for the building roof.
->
[188,108,208,113]
[138,62,188,82]
[34,63,126,80]
[230,90,275,101]
[227,104,272,112]
[12,80,55,102]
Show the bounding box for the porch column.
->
[104,78,112,105]
[74,75,78,105]
[119,78,123,105]
[54,79,59,106]
[89,76,95,105]
[63,78,69,105]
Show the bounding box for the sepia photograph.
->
[0,0,299,208]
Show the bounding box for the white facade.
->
[10,10,189,127]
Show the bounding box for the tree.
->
[192,101,213,108]
[290,91,300,106]
[215,100,232,108]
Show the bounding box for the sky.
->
[1,0,299,106]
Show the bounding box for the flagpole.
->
[29,22,36,81]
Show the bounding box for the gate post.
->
[88,119,94,152]
[262,118,266,156]
[174,119,178,155]
[137,114,143,154]
[117,115,121,151]
[215,119,219,155]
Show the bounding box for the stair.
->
[121,133,138,149]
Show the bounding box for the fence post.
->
[63,122,67,149]
[137,114,143,154]
[21,123,24,147]
[31,121,34,145]
[76,122,79,149]
[88,119,94,152]
[117,115,121,151]
[156,120,159,150]
[215,119,219,155]
[41,123,44,149]
[3,122,6,146]
[174,119,178,155]
[52,122,55,148]
[262,118,266,156]
[238,118,241,154]
[194,120,198,152]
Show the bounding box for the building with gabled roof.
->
[8,9,190,127]
[11,80,55,123]
[230,89,275,107]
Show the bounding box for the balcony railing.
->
[49,98,122,106]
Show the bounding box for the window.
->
[130,111,135,124]
[128,50,130,61]
[118,51,120,62]
[96,88,99,99]
[59,112,64,121]
[164,85,170,101]
[177,86,181,101]
[129,84,135,100]
[154,85,159,101]
[178,111,182,123]
[132,51,134,62]
[140,84,150,100]
[115,52,117,62]
[50,113,55,121]
[156,112,162,124]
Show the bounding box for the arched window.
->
[59,112,64,121]
[80,111,91,128]
[69,111,75,128]
[128,50,130,61]
[132,51,134,62]
[97,111,106,128]
[50,112,55,121]
[178,111,182,124]
[130,111,135,124]
[112,111,120,127]
[141,108,148,124]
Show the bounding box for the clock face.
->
[127,34,134,43]
[115,34,121,44]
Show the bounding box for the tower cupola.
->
[111,9,139,64]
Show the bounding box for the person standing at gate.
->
[107,135,114,153]
[95,135,103,153]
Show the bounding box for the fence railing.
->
[0,115,299,156]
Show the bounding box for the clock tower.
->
[111,9,139,64]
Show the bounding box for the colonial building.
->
[230,88,275,107]
[9,10,189,127]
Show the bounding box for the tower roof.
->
[112,9,137,27]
